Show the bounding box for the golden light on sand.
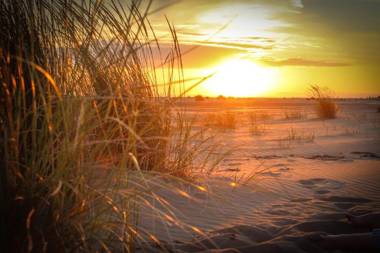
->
[229,182,237,187]
[196,185,207,192]
[202,59,278,97]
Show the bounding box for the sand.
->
[134,98,380,253]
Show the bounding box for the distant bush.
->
[194,95,205,101]
[310,85,338,119]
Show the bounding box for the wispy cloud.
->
[260,57,350,67]
[178,44,245,68]
[198,41,274,50]
[291,0,304,8]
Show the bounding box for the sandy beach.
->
[135,98,380,252]
[3,2,380,252]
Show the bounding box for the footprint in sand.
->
[320,196,372,203]
[253,155,282,160]
[298,178,345,195]
[304,154,346,161]
[318,195,372,210]
[260,166,291,177]
[351,151,380,159]
[260,171,281,177]
[271,163,291,172]
[315,190,330,195]
[277,167,291,172]
[272,163,287,167]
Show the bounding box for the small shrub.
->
[204,112,236,129]
[194,95,205,101]
[310,85,338,119]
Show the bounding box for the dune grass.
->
[0,0,220,251]
[286,128,315,143]
[248,113,267,136]
[278,127,315,149]
[310,85,339,119]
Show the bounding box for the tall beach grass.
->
[0,0,219,251]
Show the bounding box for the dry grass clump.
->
[310,85,339,119]
[278,128,315,148]
[0,0,217,252]
[248,113,267,135]
[283,110,307,120]
[203,112,237,129]
[285,128,315,142]
[165,113,222,179]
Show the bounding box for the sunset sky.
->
[149,0,380,97]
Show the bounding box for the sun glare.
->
[202,59,278,97]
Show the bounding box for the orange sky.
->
[148,0,380,97]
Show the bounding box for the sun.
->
[202,59,278,97]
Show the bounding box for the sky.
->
[147,0,380,97]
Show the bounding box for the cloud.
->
[260,57,350,67]
[274,0,380,34]
[152,43,246,68]
[291,0,304,8]
[198,41,274,50]
[243,36,276,43]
